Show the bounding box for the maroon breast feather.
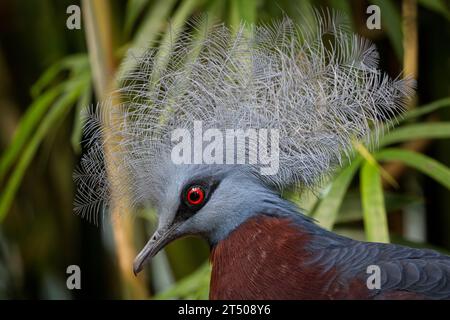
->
[211,215,352,299]
[210,215,429,300]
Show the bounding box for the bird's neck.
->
[209,213,340,299]
[207,188,315,245]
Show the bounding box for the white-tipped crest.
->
[74,10,414,222]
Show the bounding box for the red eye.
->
[186,186,205,206]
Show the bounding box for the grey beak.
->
[133,222,181,275]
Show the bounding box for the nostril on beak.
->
[152,231,161,241]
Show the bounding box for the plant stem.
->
[82,0,149,299]
[402,0,418,110]
[381,0,420,186]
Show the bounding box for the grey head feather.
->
[73,10,414,223]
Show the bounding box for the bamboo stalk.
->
[82,0,148,299]
[382,0,420,185]
[402,0,418,107]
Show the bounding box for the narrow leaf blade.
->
[381,122,450,146]
[0,82,85,222]
[313,158,361,230]
[0,86,62,181]
[360,161,390,243]
[375,148,450,189]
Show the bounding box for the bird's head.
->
[132,164,280,274]
[74,12,414,276]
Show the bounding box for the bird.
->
[74,10,450,299]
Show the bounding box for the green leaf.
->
[154,261,211,300]
[133,0,177,46]
[65,54,90,77]
[360,161,390,243]
[0,81,86,222]
[178,0,227,71]
[328,0,354,28]
[400,97,450,123]
[313,158,362,230]
[156,0,204,59]
[117,0,178,80]
[418,0,450,20]
[123,0,151,39]
[375,148,450,189]
[336,191,423,224]
[229,0,257,29]
[370,0,403,60]
[31,54,89,98]
[71,83,92,154]
[0,86,63,182]
[30,63,64,99]
[354,141,398,188]
[381,122,450,146]
[296,0,315,34]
